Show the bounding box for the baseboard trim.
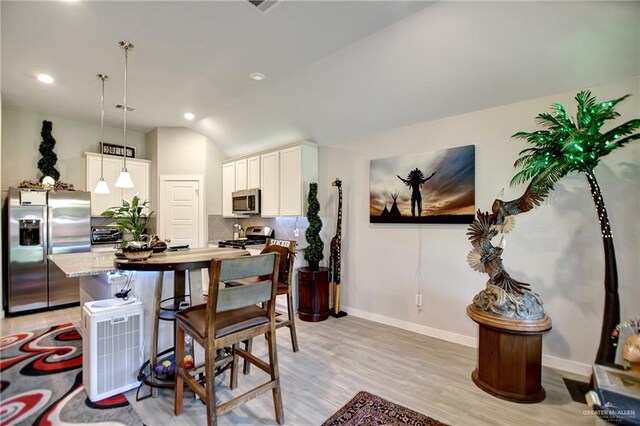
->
[344,306,477,348]
[344,305,591,377]
[541,354,592,376]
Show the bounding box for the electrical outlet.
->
[415,293,423,308]
[294,228,299,237]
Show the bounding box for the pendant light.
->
[94,74,111,194]
[115,41,135,189]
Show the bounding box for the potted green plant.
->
[304,182,324,270]
[101,195,154,247]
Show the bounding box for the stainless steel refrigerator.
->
[5,187,90,314]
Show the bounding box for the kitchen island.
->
[49,247,250,363]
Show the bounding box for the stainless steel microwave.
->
[232,189,260,215]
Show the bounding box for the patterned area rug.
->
[0,323,144,425]
[323,391,447,426]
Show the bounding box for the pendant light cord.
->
[99,74,108,179]
[122,43,129,172]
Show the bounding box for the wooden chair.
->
[174,252,284,426]
[228,238,299,356]
[263,238,299,353]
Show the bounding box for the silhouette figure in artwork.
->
[397,168,436,217]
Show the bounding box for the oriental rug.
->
[322,391,447,426]
[0,323,144,425]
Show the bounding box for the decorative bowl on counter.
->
[150,235,168,253]
[122,243,153,261]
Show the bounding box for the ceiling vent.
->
[115,104,135,112]
[247,0,280,14]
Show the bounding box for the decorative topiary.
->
[37,120,60,182]
[304,182,324,269]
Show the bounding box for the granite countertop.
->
[49,252,118,278]
[50,247,253,278]
[115,247,249,271]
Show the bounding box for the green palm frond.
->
[512,91,638,186]
[535,113,562,130]
[604,133,640,155]
[601,119,640,144]
[550,103,575,129]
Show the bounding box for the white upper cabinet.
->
[260,151,280,217]
[85,152,151,216]
[234,159,247,191]
[279,145,318,216]
[279,146,303,216]
[85,153,119,216]
[247,155,261,189]
[222,142,318,218]
[122,159,150,205]
[222,162,236,218]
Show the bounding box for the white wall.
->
[205,137,225,215]
[146,127,225,215]
[320,78,640,374]
[145,127,226,248]
[1,106,146,193]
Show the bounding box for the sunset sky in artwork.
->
[369,145,475,217]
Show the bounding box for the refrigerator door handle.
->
[42,206,49,263]
[47,206,53,251]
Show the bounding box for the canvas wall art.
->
[369,144,475,224]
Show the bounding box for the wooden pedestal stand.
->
[298,267,330,322]
[467,305,552,403]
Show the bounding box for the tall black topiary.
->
[38,120,60,182]
[304,182,324,269]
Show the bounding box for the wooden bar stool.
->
[174,253,284,426]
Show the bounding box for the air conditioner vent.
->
[247,0,280,14]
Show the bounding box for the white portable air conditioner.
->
[82,298,144,402]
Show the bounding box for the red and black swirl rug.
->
[0,323,144,425]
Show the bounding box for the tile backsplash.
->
[208,215,309,247]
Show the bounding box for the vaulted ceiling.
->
[2,1,639,157]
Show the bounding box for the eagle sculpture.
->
[467,175,553,319]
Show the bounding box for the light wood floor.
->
[1,307,596,425]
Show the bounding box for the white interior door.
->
[161,178,203,248]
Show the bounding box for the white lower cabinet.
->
[85,152,151,216]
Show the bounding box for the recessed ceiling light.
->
[250,72,266,81]
[37,73,54,84]
[184,112,195,120]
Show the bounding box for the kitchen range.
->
[217,225,273,249]
[4,188,91,314]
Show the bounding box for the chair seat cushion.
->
[176,305,269,339]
